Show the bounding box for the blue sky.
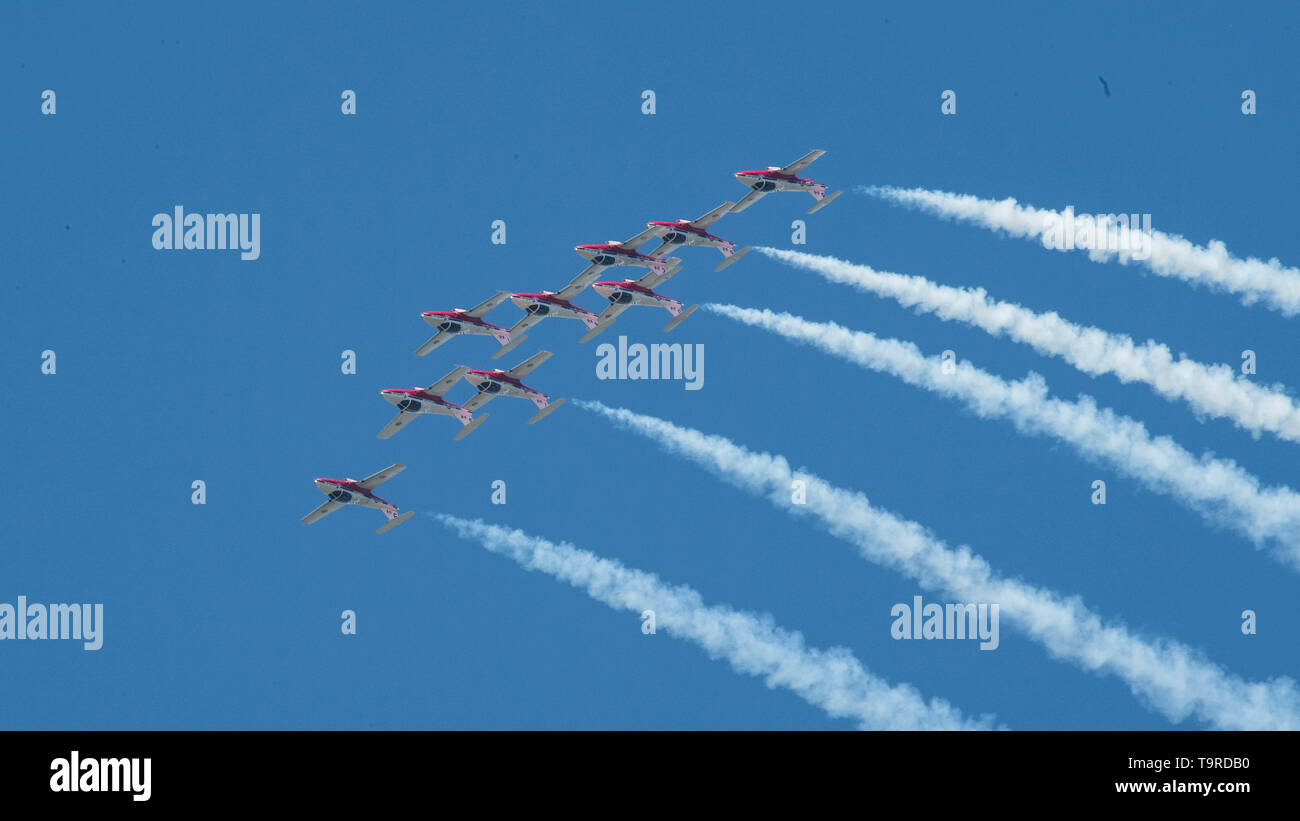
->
[2,1,1297,729]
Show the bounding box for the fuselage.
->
[421,309,506,336]
[464,369,549,408]
[511,292,599,327]
[735,168,826,196]
[380,388,473,424]
[574,242,666,272]
[646,220,735,256]
[313,477,391,510]
[592,281,682,315]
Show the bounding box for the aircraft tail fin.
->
[454,413,489,440]
[664,304,698,332]
[492,334,527,359]
[377,510,415,534]
[528,398,565,424]
[807,190,843,214]
[714,246,751,272]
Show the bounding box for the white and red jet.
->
[574,227,682,281]
[731,149,843,215]
[493,270,604,359]
[646,201,746,259]
[581,267,698,342]
[377,365,488,441]
[301,463,414,534]
[461,350,565,424]
[415,291,512,356]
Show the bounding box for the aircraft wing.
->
[692,201,735,229]
[462,391,496,412]
[781,149,826,176]
[730,188,767,213]
[465,291,511,319]
[414,330,450,357]
[301,499,344,525]
[506,350,552,380]
[377,412,414,440]
[356,463,405,490]
[573,261,602,281]
[646,239,674,258]
[636,261,681,291]
[620,226,661,251]
[506,312,546,338]
[555,267,604,301]
[426,365,469,397]
[581,301,632,343]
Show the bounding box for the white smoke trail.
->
[434,513,992,730]
[758,247,1300,444]
[863,185,1300,316]
[704,304,1300,567]
[574,401,1300,729]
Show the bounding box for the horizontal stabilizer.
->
[527,398,566,424]
[492,333,527,359]
[454,413,489,440]
[664,304,699,333]
[807,190,843,214]
[376,510,415,534]
[580,325,609,343]
[714,246,752,272]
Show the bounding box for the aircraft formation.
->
[303,150,842,532]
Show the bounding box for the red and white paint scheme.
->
[646,201,740,258]
[730,149,843,215]
[574,226,682,280]
[494,268,620,358]
[581,266,697,342]
[415,291,512,356]
[377,365,488,441]
[462,350,566,424]
[301,463,415,534]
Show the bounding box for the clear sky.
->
[2,1,1297,729]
